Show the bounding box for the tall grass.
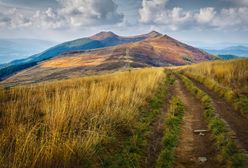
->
[0,68,164,168]
[180,59,248,94]
[178,59,248,115]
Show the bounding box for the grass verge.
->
[156,97,184,168]
[184,72,248,116]
[101,70,174,167]
[179,74,246,168]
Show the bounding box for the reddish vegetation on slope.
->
[1,33,216,85]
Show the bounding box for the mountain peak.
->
[90,31,118,40]
[146,31,162,38]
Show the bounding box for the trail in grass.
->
[190,78,248,154]
[142,82,174,168]
[173,79,221,168]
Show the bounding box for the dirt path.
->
[190,78,248,153]
[173,79,221,168]
[142,84,174,168]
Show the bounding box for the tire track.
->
[190,78,248,153]
[173,79,222,168]
[142,83,174,168]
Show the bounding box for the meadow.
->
[0,68,165,168]
[180,59,248,94]
[0,58,248,168]
[178,59,248,115]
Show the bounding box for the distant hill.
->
[205,46,248,57]
[2,32,217,85]
[218,55,241,60]
[0,31,162,80]
[0,39,56,64]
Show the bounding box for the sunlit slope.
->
[2,34,216,85]
[0,31,162,80]
[179,58,248,94]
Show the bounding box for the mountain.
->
[0,39,57,64]
[205,46,248,57]
[218,55,241,60]
[1,33,216,86]
[0,31,162,80]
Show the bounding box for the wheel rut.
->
[142,82,174,168]
[190,77,248,153]
[173,79,222,168]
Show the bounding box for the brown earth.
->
[142,78,223,168]
[190,78,248,153]
[173,79,223,168]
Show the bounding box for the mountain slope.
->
[0,31,162,80]
[0,39,56,64]
[2,34,216,86]
[218,55,241,60]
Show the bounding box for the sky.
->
[0,0,248,44]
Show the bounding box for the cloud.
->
[195,7,216,24]
[139,0,169,24]
[0,0,124,29]
[58,0,123,26]
[0,8,31,28]
[139,0,192,30]
[139,0,248,31]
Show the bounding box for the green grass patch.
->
[100,70,175,168]
[156,97,184,168]
[179,74,246,167]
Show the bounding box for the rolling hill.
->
[0,39,57,64]
[217,54,241,60]
[1,32,216,86]
[206,46,248,57]
[0,31,162,80]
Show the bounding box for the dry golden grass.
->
[0,68,165,168]
[41,55,107,68]
[178,59,248,94]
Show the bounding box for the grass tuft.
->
[156,97,184,168]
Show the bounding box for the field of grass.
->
[180,59,248,94]
[0,68,165,168]
[177,59,248,115]
[1,58,247,168]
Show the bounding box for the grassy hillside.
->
[0,68,165,168]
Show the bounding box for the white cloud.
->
[139,0,169,23]
[139,0,192,30]
[0,0,123,29]
[0,8,32,28]
[139,0,248,31]
[195,7,216,24]
[58,0,123,26]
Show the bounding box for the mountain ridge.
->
[1,31,217,86]
[0,31,163,80]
